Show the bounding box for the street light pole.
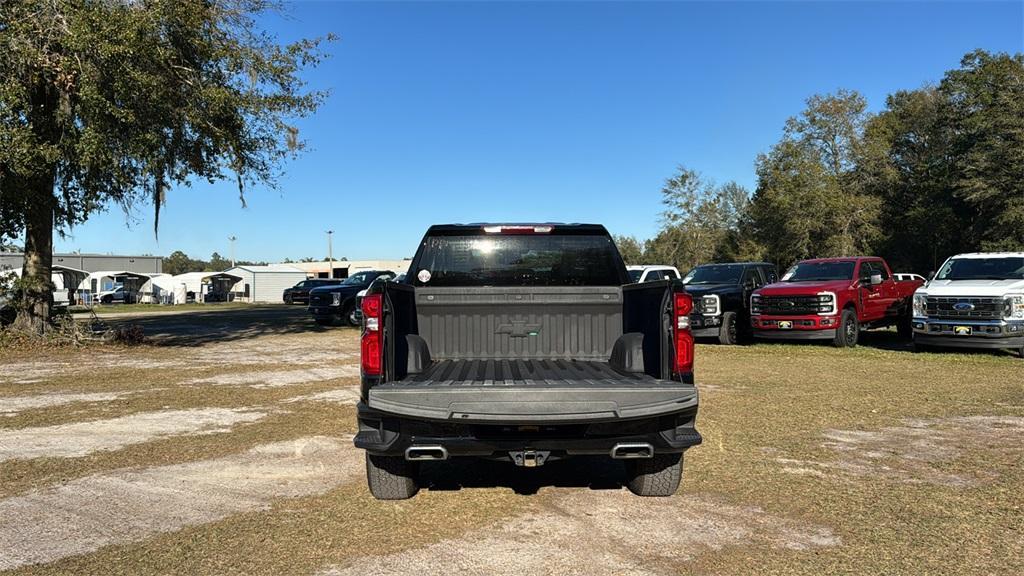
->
[227,236,237,268]
[326,230,334,279]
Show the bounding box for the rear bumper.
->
[354,401,702,458]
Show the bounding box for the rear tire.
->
[366,454,419,500]
[718,311,739,345]
[833,309,859,348]
[1017,346,1024,359]
[626,453,682,497]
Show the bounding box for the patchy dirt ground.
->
[775,416,1024,487]
[320,490,838,576]
[1,306,1022,575]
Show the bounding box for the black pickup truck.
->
[353,223,702,499]
[682,262,778,344]
[307,270,396,326]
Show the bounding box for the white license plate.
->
[778,320,793,329]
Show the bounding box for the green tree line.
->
[161,251,269,276]
[617,50,1023,276]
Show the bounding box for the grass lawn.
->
[68,302,256,315]
[1,326,1021,575]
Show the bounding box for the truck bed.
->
[367,359,697,423]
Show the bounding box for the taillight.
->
[361,293,382,376]
[673,292,694,377]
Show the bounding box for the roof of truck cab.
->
[797,257,880,263]
[947,252,1024,259]
[425,223,609,234]
[692,261,775,267]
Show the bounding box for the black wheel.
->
[366,453,419,500]
[625,453,683,497]
[344,303,360,327]
[833,309,859,348]
[718,311,739,345]
[1017,346,1024,359]
[285,295,293,305]
[101,295,113,305]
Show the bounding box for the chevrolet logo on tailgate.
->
[496,320,541,338]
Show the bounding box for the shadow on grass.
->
[98,305,348,346]
[749,328,1021,359]
[419,456,629,496]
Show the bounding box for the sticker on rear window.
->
[417,269,431,283]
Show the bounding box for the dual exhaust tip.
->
[404,442,655,461]
[405,445,448,461]
[609,442,654,459]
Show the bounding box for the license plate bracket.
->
[778,320,793,329]
[953,326,972,336]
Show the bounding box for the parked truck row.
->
[313,223,1020,501]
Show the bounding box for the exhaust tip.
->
[405,445,448,461]
[610,442,654,459]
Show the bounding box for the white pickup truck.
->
[912,252,1024,357]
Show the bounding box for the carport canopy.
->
[5,265,88,291]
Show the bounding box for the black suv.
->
[682,262,777,344]
[307,270,396,326]
[283,278,345,305]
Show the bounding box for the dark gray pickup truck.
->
[353,223,701,499]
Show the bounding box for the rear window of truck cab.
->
[783,261,856,282]
[412,233,625,287]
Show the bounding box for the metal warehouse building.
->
[0,252,162,274]
[225,264,306,303]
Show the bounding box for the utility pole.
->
[228,235,237,267]
[326,230,334,279]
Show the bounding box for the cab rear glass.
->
[411,232,625,287]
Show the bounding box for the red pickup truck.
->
[750,257,924,347]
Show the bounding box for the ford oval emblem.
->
[953,302,975,311]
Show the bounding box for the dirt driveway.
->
[1,306,1021,575]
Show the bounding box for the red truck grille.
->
[757,295,829,316]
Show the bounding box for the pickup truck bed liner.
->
[367,359,697,423]
[402,358,653,386]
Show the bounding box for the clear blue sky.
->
[54,0,1023,262]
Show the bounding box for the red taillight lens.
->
[673,292,694,376]
[360,294,382,376]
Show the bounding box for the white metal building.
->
[287,259,411,279]
[225,265,306,303]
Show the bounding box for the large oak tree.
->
[0,0,331,332]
